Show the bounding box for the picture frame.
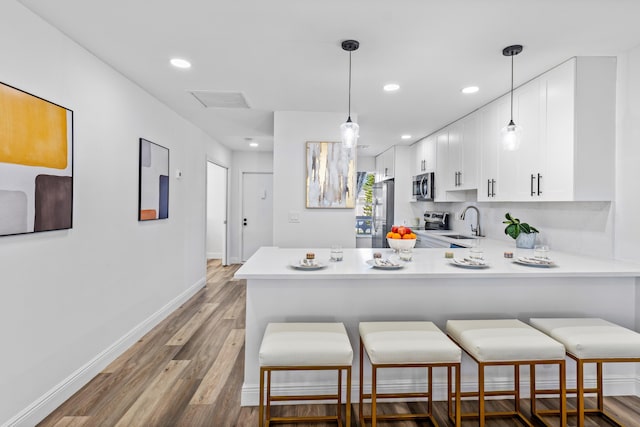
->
[0,81,74,237]
[138,138,169,221]
[305,141,355,209]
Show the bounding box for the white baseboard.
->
[207,252,222,260]
[241,375,640,407]
[3,277,206,427]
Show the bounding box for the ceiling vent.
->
[189,91,250,109]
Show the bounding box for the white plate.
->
[513,257,555,268]
[450,258,489,269]
[290,262,327,270]
[366,259,404,270]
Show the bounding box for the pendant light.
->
[340,40,359,149]
[501,44,523,151]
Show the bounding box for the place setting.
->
[366,252,405,270]
[513,245,556,268]
[449,245,489,269]
[290,252,328,270]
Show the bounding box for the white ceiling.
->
[18,0,640,156]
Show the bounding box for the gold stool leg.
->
[371,365,377,427]
[455,364,461,427]
[346,366,352,427]
[577,360,585,427]
[337,368,343,427]
[560,360,567,427]
[479,363,485,427]
[597,362,604,412]
[259,367,265,427]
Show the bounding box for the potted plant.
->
[503,212,539,248]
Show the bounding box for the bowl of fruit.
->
[386,225,417,251]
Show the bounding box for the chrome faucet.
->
[460,205,482,237]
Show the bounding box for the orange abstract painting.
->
[0,83,68,169]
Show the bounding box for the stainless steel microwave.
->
[412,172,434,201]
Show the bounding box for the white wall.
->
[357,155,375,172]
[273,111,357,248]
[228,151,274,263]
[0,2,230,425]
[206,162,226,259]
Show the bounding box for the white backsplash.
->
[409,199,614,259]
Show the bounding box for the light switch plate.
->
[288,211,300,223]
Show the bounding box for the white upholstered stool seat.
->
[530,318,640,427]
[258,323,353,427]
[260,322,353,366]
[359,321,461,427]
[447,319,566,362]
[446,319,567,427]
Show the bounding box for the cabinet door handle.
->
[384,167,388,177]
[537,173,542,195]
[530,174,536,197]
[487,179,491,197]
[491,179,496,197]
[458,171,462,186]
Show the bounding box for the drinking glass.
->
[330,245,343,261]
[533,245,549,260]
[469,246,484,260]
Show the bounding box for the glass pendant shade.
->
[501,120,523,151]
[340,117,359,149]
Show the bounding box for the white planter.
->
[516,232,537,249]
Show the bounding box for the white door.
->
[207,162,228,265]
[242,172,273,261]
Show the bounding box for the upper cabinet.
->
[412,135,436,175]
[375,147,395,182]
[478,57,615,202]
[434,111,480,200]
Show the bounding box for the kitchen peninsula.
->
[234,245,640,406]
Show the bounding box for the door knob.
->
[243,218,247,226]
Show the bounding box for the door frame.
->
[206,159,229,266]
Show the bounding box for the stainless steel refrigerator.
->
[372,179,394,248]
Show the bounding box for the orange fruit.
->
[392,233,402,239]
[402,234,413,239]
[386,231,393,238]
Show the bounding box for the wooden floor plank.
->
[166,302,219,346]
[37,261,640,427]
[114,359,191,427]
[189,328,245,404]
[51,416,90,427]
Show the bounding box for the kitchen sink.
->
[442,234,477,240]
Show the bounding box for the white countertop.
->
[235,244,640,280]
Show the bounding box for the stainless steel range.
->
[423,211,450,231]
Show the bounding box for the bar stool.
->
[359,321,462,427]
[258,322,353,427]
[530,317,640,427]
[446,319,567,427]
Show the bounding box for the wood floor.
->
[38,260,640,427]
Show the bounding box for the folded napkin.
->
[374,258,399,267]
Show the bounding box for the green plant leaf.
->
[529,226,539,233]
[505,223,519,239]
[520,223,531,234]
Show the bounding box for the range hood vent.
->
[189,91,250,109]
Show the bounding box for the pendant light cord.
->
[348,51,352,119]
[510,53,514,122]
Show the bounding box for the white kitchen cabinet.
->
[435,111,480,200]
[413,135,436,175]
[477,56,615,202]
[375,147,394,182]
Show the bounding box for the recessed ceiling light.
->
[461,86,479,94]
[249,142,259,147]
[170,58,191,69]
[401,134,412,140]
[383,83,400,92]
